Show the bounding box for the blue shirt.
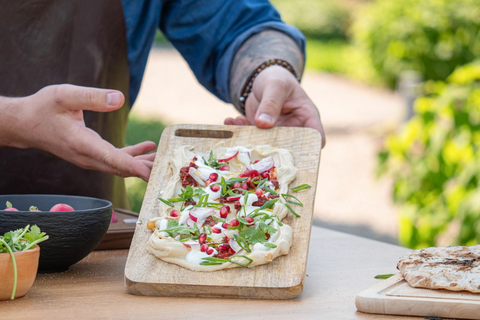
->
[121,0,306,105]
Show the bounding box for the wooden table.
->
[1,226,419,319]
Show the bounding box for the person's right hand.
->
[8,84,156,181]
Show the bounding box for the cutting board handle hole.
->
[174,129,234,139]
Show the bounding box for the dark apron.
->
[0,0,131,208]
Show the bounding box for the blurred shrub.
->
[353,0,480,87]
[125,115,166,212]
[271,0,351,41]
[378,61,480,248]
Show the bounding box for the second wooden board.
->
[356,274,480,319]
[125,124,322,299]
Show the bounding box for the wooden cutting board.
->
[124,124,322,299]
[356,274,480,319]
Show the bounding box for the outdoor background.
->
[125,0,480,248]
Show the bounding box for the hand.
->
[10,84,156,181]
[225,66,326,147]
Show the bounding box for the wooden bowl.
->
[0,195,112,272]
[0,246,40,300]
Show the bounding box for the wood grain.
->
[1,227,416,320]
[124,124,322,299]
[356,274,480,319]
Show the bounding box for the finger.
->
[48,84,125,112]
[139,159,154,170]
[74,129,151,180]
[253,81,290,129]
[135,153,156,161]
[121,141,157,157]
[225,116,250,126]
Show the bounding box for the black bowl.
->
[0,194,112,273]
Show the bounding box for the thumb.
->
[253,82,290,129]
[48,84,125,112]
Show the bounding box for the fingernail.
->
[106,92,122,106]
[258,113,273,124]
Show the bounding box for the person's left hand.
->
[224,66,326,147]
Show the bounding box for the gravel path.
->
[131,49,405,244]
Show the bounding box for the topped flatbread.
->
[397,245,480,293]
[145,144,301,271]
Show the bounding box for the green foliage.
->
[306,39,384,85]
[353,0,480,87]
[378,61,480,248]
[125,115,166,212]
[271,0,351,41]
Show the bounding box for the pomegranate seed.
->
[222,222,231,229]
[255,189,263,197]
[205,179,213,185]
[183,243,191,248]
[201,244,209,252]
[210,184,220,192]
[206,248,214,255]
[220,206,229,218]
[233,181,241,189]
[209,173,219,181]
[230,219,240,227]
[245,217,254,223]
[249,170,259,178]
[219,166,229,171]
[234,201,242,211]
[170,209,180,217]
[262,172,270,179]
[189,212,198,222]
[241,183,248,190]
[212,227,221,234]
[198,233,207,244]
[218,244,229,252]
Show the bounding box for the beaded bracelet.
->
[238,59,300,111]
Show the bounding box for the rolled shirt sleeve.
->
[159,0,306,103]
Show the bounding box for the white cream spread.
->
[146,144,298,272]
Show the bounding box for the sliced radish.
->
[229,238,242,253]
[218,151,239,162]
[189,212,198,222]
[186,217,195,227]
[188,167,206,186]
[248,156,274,174]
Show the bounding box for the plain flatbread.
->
[397,245,480,293]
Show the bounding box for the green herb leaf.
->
[264,186,278,195]
[158,197,174,207]
[259,198,279,210]
[374,274,395,279]
[281,194,304,207]
[284,203,300,217]
[291,184,311,192]
[263,243,277,248]
[228,255,253,267]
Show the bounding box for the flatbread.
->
[146,144,298,271]
[397,245,480,293]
